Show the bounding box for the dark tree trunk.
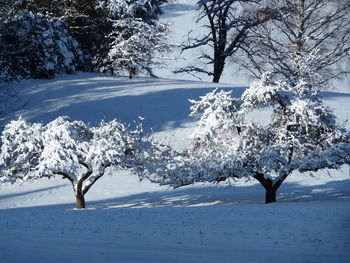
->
[254,172,290,204]
[75,192,86,209]
[265,188,277,204]
[129,67,133,79]
[212,55,225,83]
[74,181,86,209]
[212,69,222,83]
[254,173,279,204]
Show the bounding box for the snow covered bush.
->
[0,10,83,82]
[173,51,350,203]
[0,116,170,209]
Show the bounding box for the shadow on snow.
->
[2,179,349,211]
[13,74,245,132]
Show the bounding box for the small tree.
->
[92,0,169,75]
[176,51,350,203]
[102,17,169,79]
[0,116,159,209]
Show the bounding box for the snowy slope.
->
[1,0,350,261]
[0,72,350,263]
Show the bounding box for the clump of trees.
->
[0,52,349,206]
[0,0,169,81]
[0,10,82,81]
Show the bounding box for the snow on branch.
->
[173,51,350,203]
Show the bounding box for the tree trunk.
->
[212,59,225,83]
[296,0,305,53]
[75,191,86,209]
[265,188,277,204]
[212,72,221,83]
[129,67,133,79]
[74,181,86,209]
[254,173,279,204]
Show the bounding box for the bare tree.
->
[175,0,276,83]
[241,0,350,83]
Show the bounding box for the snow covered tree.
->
[4,0,105,72]
[239,57,350,202]
[101,18,168,79]
[175,0,276,83]
[96,0,164,21]
[0,11,83,81]
[95,0,169,78]
[4,0,169,74]
[242,0,350,83]
[0,116,166,209]
[174,51,350,203]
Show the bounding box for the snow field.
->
[0,200,349,263]
[0,72,350,263]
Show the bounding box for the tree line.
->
[1,0,349,83]
[0,0,169,81]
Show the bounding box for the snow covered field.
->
[1,200,349,263]
[1,0,350,261]
[1,72,350,263]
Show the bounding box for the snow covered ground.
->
[1,200,349,263]
[1,0,350,261]
[1,72,350,263]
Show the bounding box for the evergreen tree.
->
[0,10,83,81]
[101,17,168,78]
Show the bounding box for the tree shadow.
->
[278,179,350,203]
[84,179,350,209]
[2,179,349,211]
[12,74,245,132]
[320,91,350,98]
[0,184,67,200]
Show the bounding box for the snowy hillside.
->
[1,72,350,263]
[1,0,350,262]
